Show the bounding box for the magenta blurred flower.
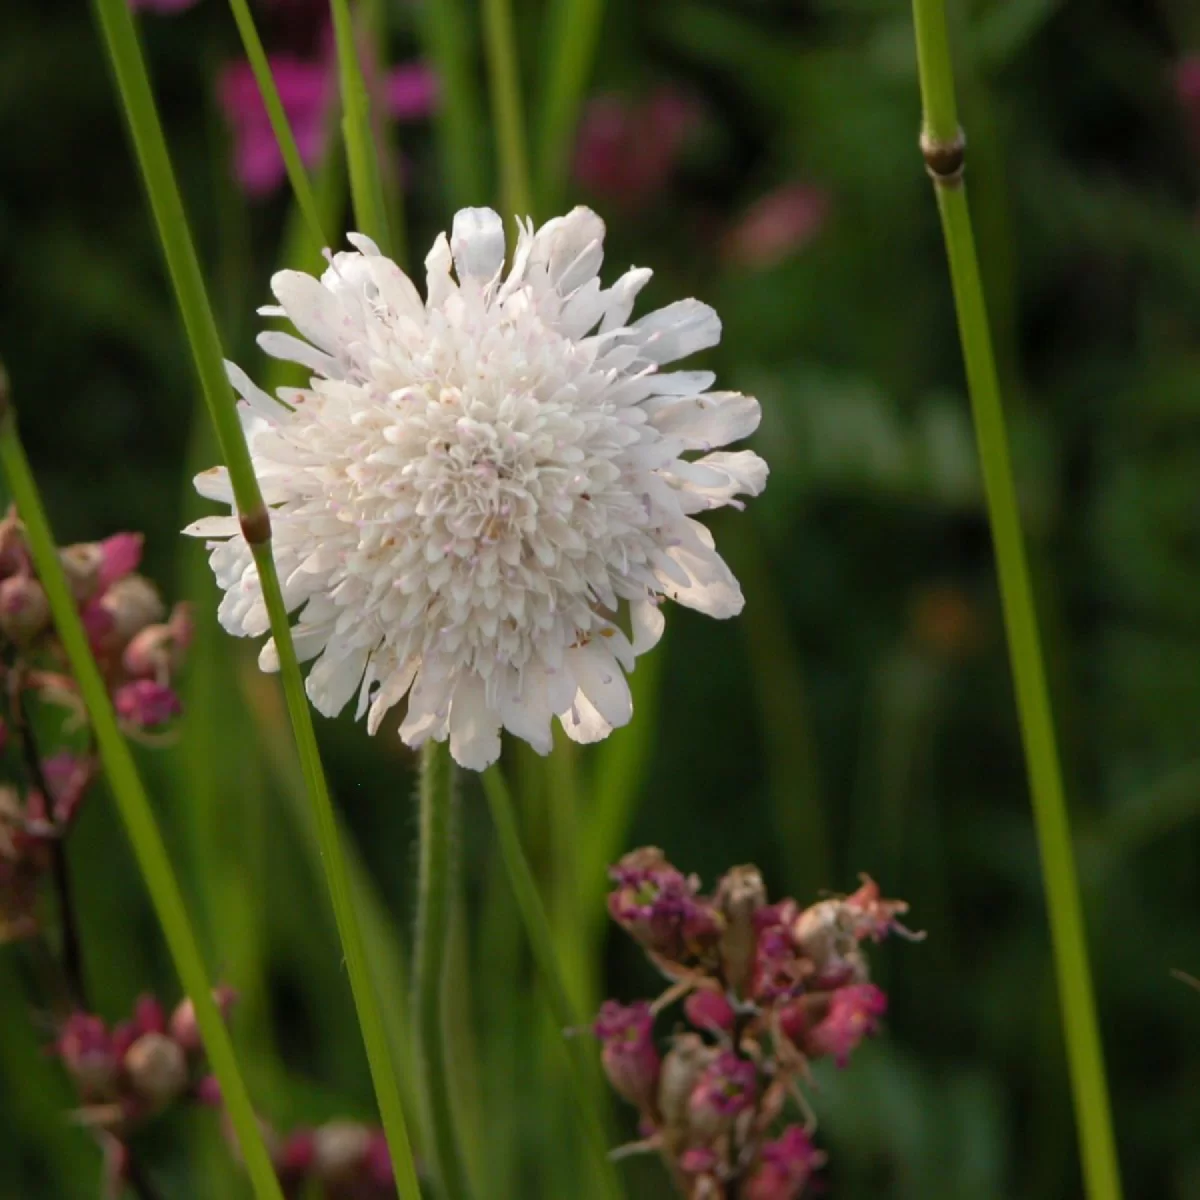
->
[575,87,702,209]
[743,1126,824,1200]
[594,1000,661,1114]
[218,55,437,197]
[725,183,829,270]
[114,679,182,728]
[803,982,887,1067]
[688,1050,757,1130]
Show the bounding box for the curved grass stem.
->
[909,4,1122,1198]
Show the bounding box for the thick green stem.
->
[482,0,533,221]
[0,376,283,1200]
[909,4,1122,1199]
[89,3,422,1190]
[414,741,472,1200]
[482,766,624,1200]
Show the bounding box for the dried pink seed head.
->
[684,988,735,1033]
[59,543,105,603]
[687,1050,757,1136]
[98,576,165,647]
[803,983,887,1067]
[714,864,767,998]
[743,1125,825,1200]
[594,1000,661,1115]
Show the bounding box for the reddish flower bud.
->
[275,1128,318,1182]
[688,1050,757,1135]
[123,1032,188,1108]
[313,1121,373,1184]
[40,753,95,827]
[743,1126,825,1200]
[0,507,28,579]
[59,543,105,603]
[725,183,829,271]
[98,534,144,591]
[57,1013,118,1100]
[684,988,735,1033]
[0,574,49,643]
[114,680,182,729]
[594,1000,661,1115]
[364,1130,393,1187]
[608,847,721,966]
[195,1074,223,1107]
[169,985,237,1055]
[803,983,887,1067]
[133,994,167,1036]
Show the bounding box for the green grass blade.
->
[482,765,625,1200]
[534,0,607,214]
[909,3,1123,1197]
[482,0,533,221]
[89,3,422,1190]
[0,374,283,1200]
[328,0,395,258]
[418,0,487,208]
[224,0,327,251]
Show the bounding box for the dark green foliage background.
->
[2,0,1200,1196]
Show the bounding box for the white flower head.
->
[185,207,767,769]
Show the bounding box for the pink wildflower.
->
[743,1126,824,1200]
[575,88,702,209]
[725,183,829,270]
[684,987,735,1033]
[218,56,437,196]
[688,1050,757,1131]
[114,679,182,728]
[594,1000,661,1114]
[803,983,887,1067]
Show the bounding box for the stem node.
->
[919,127,966,186]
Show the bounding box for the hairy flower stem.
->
[414,740,472,1200]
[908,4,1122,1199]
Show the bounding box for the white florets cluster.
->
[185,207,766,768]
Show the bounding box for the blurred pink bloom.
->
[1176,58,1200,144]
[803,982,887,1067]
[575,88,702,209]
[114,679,182,728]
[743,1126,824,1200]
[725,183,829,270]
[218,57,437,197]
[97,533,144,592]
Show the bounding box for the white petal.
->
[367,657,419,735]
[558,690,612,745]
[270,270,348,353]
[226,361,283,419]
[634,300,721,364]
[425,232,456,309]
[257,331,339,376]
[182,515,240,538]
[448,674,502,769]
[565,644,632,731]
[306,644,371,718]
[600,267,653,332]
[400,669,452,747]
[631,600,666,655]
[451,208,506,283]
[650,392,761,449]
[660,541,744,618]
[346,232,381,256]
[194,467,234,503]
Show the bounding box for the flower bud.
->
[57,1013,118,1100]
[275,1128,317,1182]
[743,1126,824,1200]
[802,983,887,1067]
[713,864,767,998]
[791,899,865,990]
[168,985,236,1055]
[41,753,94,827]
[59,543,105,603]
[114,680,182,729]
[657,1033,716,1131]
[0,574,49,643]
[684,988,735,1033]
[313,1121,373,1185]
[607,847,721,967]
[97,533,144,591]
[0,507,28,579]
[122,603,193,680]
[594,1001,661,1116]
[687,1050,757,1137]
[364,1130,393,1187]
[98,576,165,647]
[123,1032,188,1108]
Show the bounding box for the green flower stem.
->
[224,0,327,251]
[481,0,533,221]
[414,742,473,1200]
[328,0,395,260]
[535,0,606,214]
[482,766,624,1200]
[0,374,283,1200]
[909,4,1123,1199]
[89,3,422,1193]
